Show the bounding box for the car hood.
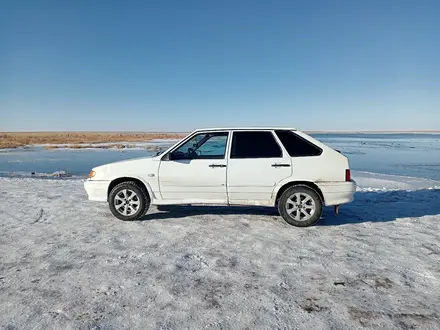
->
[105,156,150,166]
[91,157,156,180]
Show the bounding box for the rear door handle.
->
[209,164,227,168]
[271,163,291,167]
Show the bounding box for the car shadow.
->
[139,189,440,226]
[140,205,279,221]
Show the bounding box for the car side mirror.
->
[168,151,185,161]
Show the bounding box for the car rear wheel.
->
[278,185,322,227]
[108,181,150,221]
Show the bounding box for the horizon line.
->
[1,129,440,134]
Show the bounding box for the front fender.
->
[106,175,158,201]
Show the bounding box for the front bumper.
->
[84,180,110,202]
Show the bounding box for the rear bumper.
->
[318,180,357,206]
[84,180,110,202]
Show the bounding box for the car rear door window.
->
[275,130,322,157]
[231,131,282,158]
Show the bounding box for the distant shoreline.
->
[306,130,440,134]
[0,132,186,149]
[1,130,439,149]
[2,130,440,134]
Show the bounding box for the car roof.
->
[194,127,297,132]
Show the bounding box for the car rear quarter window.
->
[231,131,282,159]
[275,130,322,157]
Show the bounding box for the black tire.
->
[108,181,150,221]
[278,185,323,227]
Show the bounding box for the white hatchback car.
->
[84,128,356,227]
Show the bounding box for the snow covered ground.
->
[1,173,440,329]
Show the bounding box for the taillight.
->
[345,169,351,182]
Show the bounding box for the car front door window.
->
[171,132,228,160]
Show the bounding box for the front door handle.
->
[209,164,227,168]
[271,163,291,167]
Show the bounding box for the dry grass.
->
[44,144,164,150]
[0,132,186,149]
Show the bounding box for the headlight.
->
[88,170,96,179]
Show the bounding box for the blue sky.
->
[1,0,439,131]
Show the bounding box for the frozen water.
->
[0,147,156,178]
[0,133,439,180]
[315,133,440,180]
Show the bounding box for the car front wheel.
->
[278,185,323,227]
[108,181,150,221]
